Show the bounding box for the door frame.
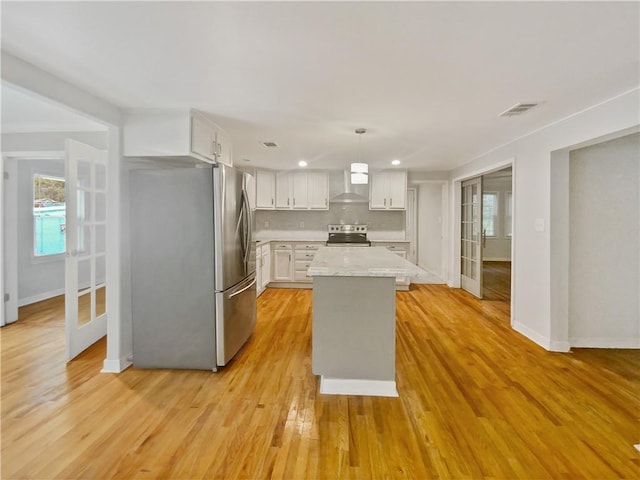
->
[451,158,515,323]
[0,65,123,371]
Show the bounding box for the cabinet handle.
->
[211,141,216,156]
[287,198,290,206]
[293,198,296,206]
[384,198,386,206]
[390,198,393,207]
[271,198,274,205]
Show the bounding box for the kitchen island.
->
[307,246,425,397]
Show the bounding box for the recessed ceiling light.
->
[261,141,278,148]
[391,159,401,166]
[243,158,251,162]
[298,160,308,167]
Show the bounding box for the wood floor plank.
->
[2,286,639,479]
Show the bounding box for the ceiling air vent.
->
[499,102,539,117]
[261,141,278,148]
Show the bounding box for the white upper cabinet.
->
[276,171,293,209]
[255,170,276,210]
[123,109,232,166]
[275,171,328,210]
[369,170,407,210]
[213,126,232,167]
[292,172,309,209]
[306,172,329,209]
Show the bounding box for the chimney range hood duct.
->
[329,170,369,204]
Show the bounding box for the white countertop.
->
[307,246,427,278]
[254,230,408,243]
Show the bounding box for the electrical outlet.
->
[299,221,304,229]
[264,221,269,228]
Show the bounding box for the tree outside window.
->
[33,174,66,256]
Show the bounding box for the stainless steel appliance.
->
[326,224,371,246]
[130,164,256,371]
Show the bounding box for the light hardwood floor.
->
[2,287,639,479]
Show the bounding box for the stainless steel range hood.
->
[329,170,369,204]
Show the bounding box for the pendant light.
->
[351,128,368,184]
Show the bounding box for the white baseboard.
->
[512,321,571,352]
[413,264,445,284]
[570,337,640,349]
[18,288,65,307]
[549,340,571,352]
[318,377,399,397]
[101,355,133,373]
[483,257,511,262]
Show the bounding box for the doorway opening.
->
[481,167,513,303]
[459,166,513,311]
[1,83,110,361]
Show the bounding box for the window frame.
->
[482,191,499,238]
[505,190,513,238]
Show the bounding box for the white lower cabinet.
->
[293,242,323,283]
[264,241,323,287]
[272,243,294,281]
[261,246,271,292]
[256,244,271,297]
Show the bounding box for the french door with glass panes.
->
[64,139,108,360]
[461,177,483,298]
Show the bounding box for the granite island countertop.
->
[307,246,426,278]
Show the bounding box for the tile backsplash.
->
[255,203,404,233]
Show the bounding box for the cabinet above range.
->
[254,168,407,211]
[123,109,232,166]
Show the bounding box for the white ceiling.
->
[1,1,638,171]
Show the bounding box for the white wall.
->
[449,88,640,351]
[568,133,639,347]
[482,175,512,261]
[417,183,445,280]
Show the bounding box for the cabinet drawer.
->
[295,260,313,271]
[273,243,292,250]
[295,250,317,261]
[294,243,321,251]
[294,270,311,282]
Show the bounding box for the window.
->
[33,174,66,256]
[482,192,498,237]
[505,191,513,237]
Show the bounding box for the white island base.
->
[312,275,399,397]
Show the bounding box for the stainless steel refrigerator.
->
[130,164,256,370]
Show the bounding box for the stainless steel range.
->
[326,224,371,246]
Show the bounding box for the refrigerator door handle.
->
[236,199,246,259]
[241,188,252,271]
[229,277,257,299]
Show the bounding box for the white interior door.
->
[461,177,483,298]
[65,139,108,360]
